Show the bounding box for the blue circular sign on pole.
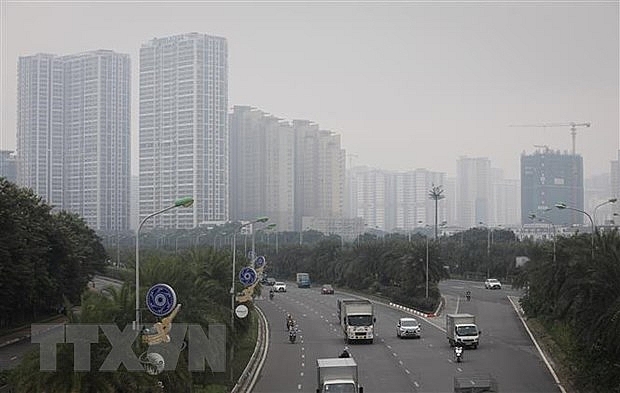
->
[239,267,258,286]
[146,283,178,317]
[254,255,266,269]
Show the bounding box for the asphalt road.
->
[0,275,123,371]
[253,280,561,393]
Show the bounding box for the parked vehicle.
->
[273,282,287,292]
[396,317,421,338]
[321,284,334,294]
[446,313,480,348]
[316,358,363,393]
[484,278,502,290]
[296,273,311,288]
[265,277,276,286]
[339,299,375,344]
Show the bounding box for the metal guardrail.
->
[231,305,268,393]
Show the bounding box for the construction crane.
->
[509,122,591,155]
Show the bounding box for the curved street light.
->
[555,202,594,259]
[528,213,556,262]
[593,198,617,232]
[134,196,194,331]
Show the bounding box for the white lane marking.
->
[297,384,302,390]
[386,344,392,349]
[301,354,305,359]
[414,381,420,388]
[398,360,403,365]
[392,352,397,357]
[405,369,410,374]
[301,362,304,367]
[300,372,304,377]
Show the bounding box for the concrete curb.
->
[231,304,268,393]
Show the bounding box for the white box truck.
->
[316,358,363,393]
[446,313,480,348]
[339,299,375,344]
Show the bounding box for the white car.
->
[484,278,502,290]
[273,282,287,292]
[397,317,421,338]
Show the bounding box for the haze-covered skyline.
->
[1,1,618,179]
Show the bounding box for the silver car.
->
[397,317,421,338]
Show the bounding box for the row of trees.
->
[0,178,107,328]
[515,230,620,392]
[9,248,250,392]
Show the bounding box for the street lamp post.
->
[425,235,429,298]
[555,202,594,259]
[593,198,617,233]
[134,196,194,331]
[230,216,268,381]
[528,213,556,262]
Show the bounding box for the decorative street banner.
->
[254,255,266,269]
[146,283,178,317]
[239,267,258,286]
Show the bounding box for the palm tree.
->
[428,184,445,240]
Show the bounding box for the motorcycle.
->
[454,345,463,363]
[289,328,297,343]
[286,317,294,330]
[465,291,471,301]
[269,291,274,300]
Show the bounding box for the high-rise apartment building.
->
[521,148,584,226]
[0,150,17,183]
[392,169,446,230]
[17,51,130,231]
[293,120,345,231]
[456,156,491,228]
[349,166,388,230]
[229,106,295,231]
[139,33,228,229]
[491,170,520,227]
[612,150,620,207]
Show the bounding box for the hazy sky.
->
[1,1,618,179]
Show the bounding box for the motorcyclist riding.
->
[465,290,471,301]
[288,323,298,343]
[338,346,351,358]
[269,289,274,300]
[286,314,294,330]
[454,342,464,362]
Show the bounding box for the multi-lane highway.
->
[253,279,561,392]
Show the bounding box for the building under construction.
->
[521,148,584,226]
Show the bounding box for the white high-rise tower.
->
[17,51,131,231]
[139,33,229,228]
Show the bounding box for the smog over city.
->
[1,1,618,179]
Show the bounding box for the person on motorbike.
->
[286,314,294,330]
[269,289,274,300]
[288,323,298,343]
[465,290,471,301]
[454,342,464,362]
[339,346,351,358]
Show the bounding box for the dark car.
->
[265,277,276,286]
[321,284,334,294]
